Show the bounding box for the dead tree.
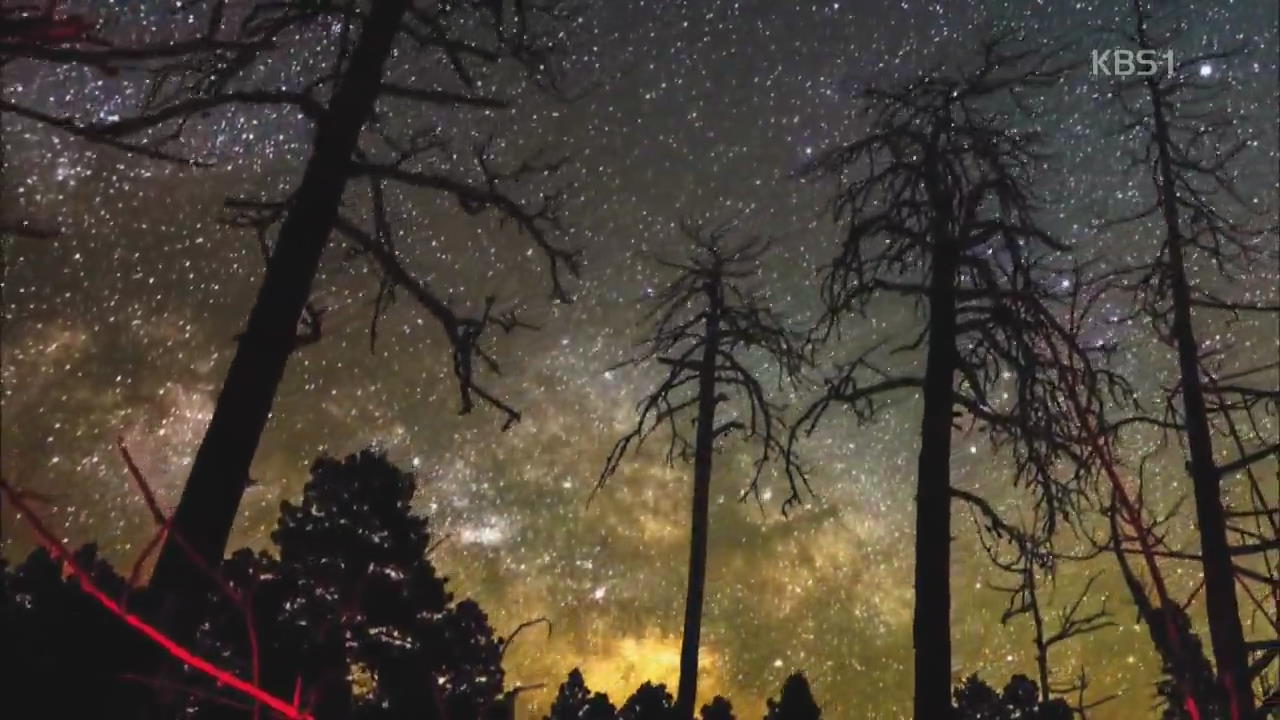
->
[596,219,806,720]
[1092,2,1280,713]
[4,0,587,635]
[790,33,1125,720]
[1204,363,1280,709]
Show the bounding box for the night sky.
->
[2,1,1278,718]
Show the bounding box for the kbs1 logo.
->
[1091,49,1175,77]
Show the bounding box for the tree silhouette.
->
[764,673,821,720]
[619,681,675,720]
[1091,2,1279,713]
[544,668,618,720]
[793,32,1110,720]
[952,675,1072,720]
[701,696,737,720]
[597,219,807,719]
[188,449,505,719]
[0,544,159,718]
[0,449,513,718]
[0,470,313,719]
[4,1,589,632]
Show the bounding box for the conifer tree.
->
[544,668,618,720]
[764,673,821,720]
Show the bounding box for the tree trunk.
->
[675,287,721,720]
[914,138,958,720]
[1147,75,1254,717]
[1028,567,1051,704]
[148,0,411,611]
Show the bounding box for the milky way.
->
[2,1,1278,718]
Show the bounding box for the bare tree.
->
[790,32,1127,719]
[596,219,806,720]
[3,0,589,639]
[1090,2,1280,713]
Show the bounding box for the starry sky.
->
[2,1,1278,718]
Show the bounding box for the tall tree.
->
[1096,1,1280,712]
[597,220,807,720]
[4,0,587,626]
[793,33,1108,720]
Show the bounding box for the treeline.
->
[1,450,1073,720]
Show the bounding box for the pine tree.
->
[952,675,1073,720]
[619,682,674,720]
[701,696,737,720]
[0,545,158,717]
[4,2,590,633]
[545,668,618,720]
[191,449,505,718]
[764,673,820,720]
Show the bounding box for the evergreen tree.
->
[0,544,158,717]
[619,681,675,720]
[191,449,505,719]
[952,675,1073,720]
[545,668,618,720]
[701,696,737,720]
[764,673,821,720]
[599,219,806,720]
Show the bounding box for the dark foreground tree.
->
[545,668,618,720]
[952,675,1072,720]
[4,1,588,633]
[701,696,737,720]
[1091,2,1279,714]
[597,219,807,719]
[0,544,160,717]
[0,448,510,717]
[764,673,821,720]
[619,682,675,720]
[189,449,505,718]
[794,33,1107,720]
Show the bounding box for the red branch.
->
[1060,360,1209,720]
[0,477,311,720]
[115,438,267,720]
